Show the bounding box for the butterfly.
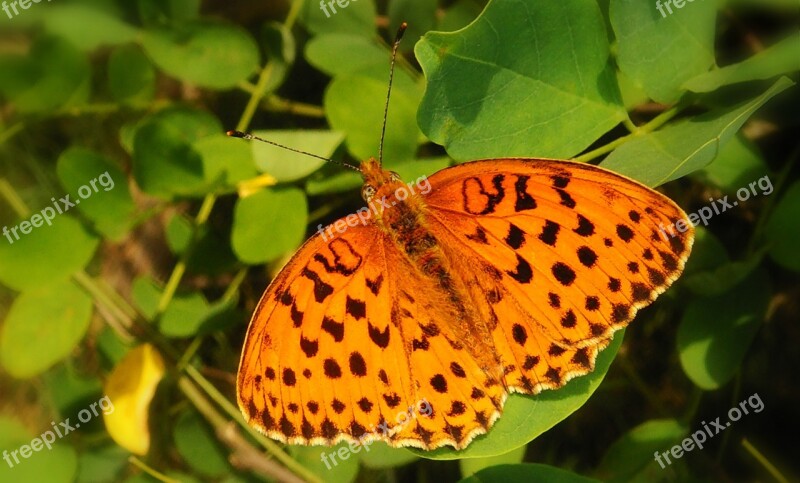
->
[232,24,694,451]
[234,154,693,450]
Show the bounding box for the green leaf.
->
[299,0,376,36]
[250,130,345,182]
[358,442,419,469]
[685,32,800,92]
[0,279,93,378]
[700,135,769,193]
[460,445,526,478]
[601,77,793,186]
[326,74,423,164]
[677,269,770,390]
[141,21,259,88]
[193,134,259,189]
[108,45,156,104]
[416,0,626,160]
[460,463,599,483]
[0,215,98,292]
[231,187,308,264]
[596,419,688,482]
[765,181,800,272]
[0,417,78,483]
[42,5,138,51]
[174,411,232,477]
[610,0,717,103]
[683,250,765,297]
[131,108,225,197]
[417,331,624,459]
[56,147,137,241]
[165,214,193,254]
[290,444,360,483]
[0,36,90,113]
[306,34,388,77]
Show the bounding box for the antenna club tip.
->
[395,22,408,40]
[227,130,247,138]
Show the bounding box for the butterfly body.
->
[361,158,504,378]
[238,157,693,450]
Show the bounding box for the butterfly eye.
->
[389,171,402,182]
[362,184,376,201]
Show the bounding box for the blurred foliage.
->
[0,0,799,482]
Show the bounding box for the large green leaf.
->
[131,108,226,197]
[325,73,423,164]
[416,0,626,160]
[415,331,624,459]
[596,419,688,482]
[305,34,388,77]
[0,279,93,378]
[42,5,138,51]
[56,147,136,241]
[677,269,770,390]
[0,215,98,292]
[601,77,792,186]
[250,130,345,183]
[610,0,717,103]
[141,21,259,88]
[231,187,308,264]
[0,417,77,483]
[0,36,90,113]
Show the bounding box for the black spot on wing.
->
[507,253,533,283]
[505,223,526,249]
[514,175,537,211]
[539,220,560,246]
[301,268,333,303]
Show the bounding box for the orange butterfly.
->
[232,25,694,451]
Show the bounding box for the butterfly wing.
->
[237,222,505,450]
[421,158,693,395]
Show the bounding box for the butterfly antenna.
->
[227,130,361,173]
[378,22,408,166]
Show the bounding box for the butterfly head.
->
[359,157,405,201]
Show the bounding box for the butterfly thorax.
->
[360,158,504,377]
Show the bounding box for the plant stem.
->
[741,438,788,483]
[574,105,682,163]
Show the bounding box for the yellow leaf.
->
[103,343,165,455]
